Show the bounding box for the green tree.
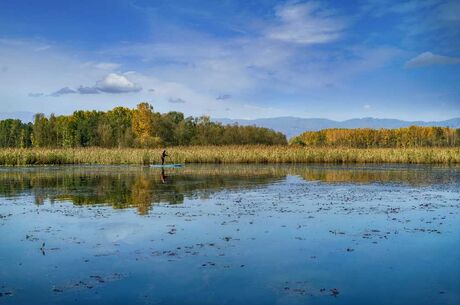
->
[32,113,50,147]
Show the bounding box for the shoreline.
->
[0,146,459,165]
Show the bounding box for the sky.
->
[0,0,459,121]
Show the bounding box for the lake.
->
[0,164,459,305]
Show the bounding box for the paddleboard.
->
[150,164,183,168]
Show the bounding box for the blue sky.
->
[0,0,459,120]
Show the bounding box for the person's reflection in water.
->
[160,168,167,184]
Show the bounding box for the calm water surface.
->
[0,164,459,305]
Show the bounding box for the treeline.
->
[0,103,286,148]
[290,126,460,148]
[2,106,457,149]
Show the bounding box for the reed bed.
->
[0,146,459,165]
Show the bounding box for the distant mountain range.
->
[1,111,459,139]
[214,117,460,138]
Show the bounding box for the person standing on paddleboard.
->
[161,149,168,165]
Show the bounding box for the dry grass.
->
[0,146,459,165]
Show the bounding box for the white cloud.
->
[101,4,401,97]
[0,1,429,120]
[265,2,346,44]
[405,52,460,68]
[95,73,142,93]
[0,38,292,118]
[0,37,409,120]
[47,74,142,95]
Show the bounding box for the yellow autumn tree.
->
[132,102,162,147]
[290,126,457,148]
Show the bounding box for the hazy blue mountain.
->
[214,117,460,138]
[0,111,35,122]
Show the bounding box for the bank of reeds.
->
[0,146,459,165]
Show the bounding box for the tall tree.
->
[132,103,161,147]
[32,113,49,147]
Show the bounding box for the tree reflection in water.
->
[0,164,456,214]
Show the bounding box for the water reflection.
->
[160,168,167,184]
[0,164,459,305]
[0,166,285,214]
[0,164,457,214]
[297,165,459,185]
